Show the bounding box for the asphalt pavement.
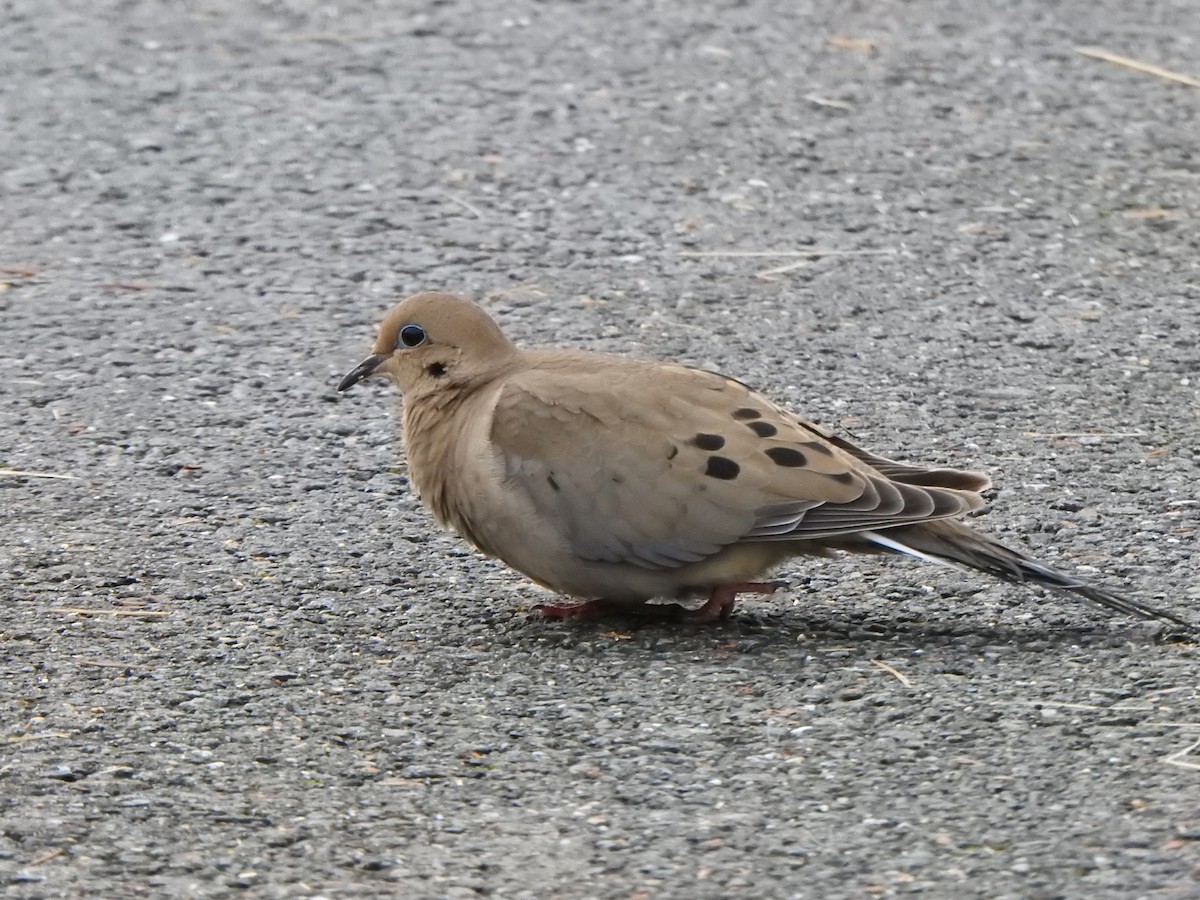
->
[2,1,1198,897]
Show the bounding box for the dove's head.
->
[338,292,518,396]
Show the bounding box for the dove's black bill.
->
[338,354,387,392]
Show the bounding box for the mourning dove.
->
[338,291,1191,628]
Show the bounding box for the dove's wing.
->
[488,353,984,571]
[792,416,993,492]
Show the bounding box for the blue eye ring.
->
[398,324,427,348]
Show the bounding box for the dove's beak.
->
[338,353,389,392]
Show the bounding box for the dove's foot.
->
[683,581,785,623]
[532,582,785,623]
[531,598,634,620]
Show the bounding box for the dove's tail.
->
[860,519,1193,629]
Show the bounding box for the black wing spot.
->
[667,445,679,460]
[822,470,856,484]
[547,474,560,491]
[690,432,726,451]
[799,440,834,456]
[747,421,777,438]
[732,407,761,420]
[704,456,740,480]
[765,447,807,468]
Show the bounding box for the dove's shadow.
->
[755,611,1187,649]
[524,607,1188,651]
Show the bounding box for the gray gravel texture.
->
[3,0,1199,897]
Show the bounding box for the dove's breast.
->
[399,383,580,589]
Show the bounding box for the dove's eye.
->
[398,324,427,348]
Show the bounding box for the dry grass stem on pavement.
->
[829,36,878,53]
[1162,737,1200,771]
[1074,47,1200,88]
[438,191,486,218]
[871,659,913,687]
[1021,431,1147,439]
[7,733,70,744]
[804,94,854,111]
[48,607,171,618]
[0,469,80,480]
[26,849,67,866]
[679,249,895,258]
[756,260,814,280]
[77,657,158,670]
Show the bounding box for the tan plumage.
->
[338,291,1192,628]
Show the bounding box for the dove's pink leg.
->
[532,582,783,623]
[532,598,633,620]
[685,581,783,622]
